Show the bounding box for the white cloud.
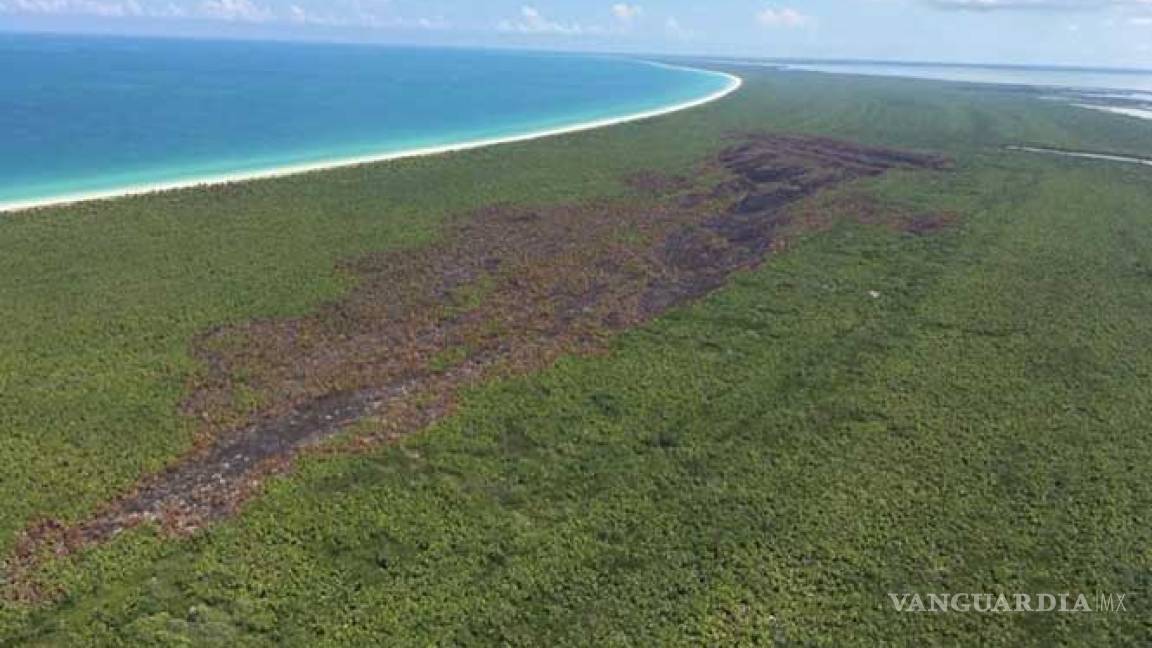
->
[0,0,152,16]
[0,0,275,20]
[611,3,642,22]
[498,5,584,34]
[196,0,270,22]
[925,0,1152,10]
[665,16,694,39]
[287,3,350,26]
[0,0,444,27]
[756,7,812,28]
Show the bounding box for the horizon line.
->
[2,26,1150,75]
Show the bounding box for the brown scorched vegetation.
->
[10,134,950,581]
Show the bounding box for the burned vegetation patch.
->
[9,134,951,577]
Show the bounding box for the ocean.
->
[0,34,736,210]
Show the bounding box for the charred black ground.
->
[10,134,950,575]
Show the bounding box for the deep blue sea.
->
[0,34,733,208]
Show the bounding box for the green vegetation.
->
[2,67,1152,644]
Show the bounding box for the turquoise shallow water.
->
[0,34,732,206]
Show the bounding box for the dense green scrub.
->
[2,67,1151,644]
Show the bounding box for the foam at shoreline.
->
[0,63,742,215]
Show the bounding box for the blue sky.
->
[1,0,1151,68]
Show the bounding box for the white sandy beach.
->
[0,64,742,215]
[1008,145,1152,167]
[1075,103,1152,122]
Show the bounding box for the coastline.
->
[1075,103,1152,122]
[0,63,742,215]
[1007,145,1152,167]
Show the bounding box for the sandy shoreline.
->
[0,63,742,215]
[1075,103,1152,122]
[1007,145,1152,167]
